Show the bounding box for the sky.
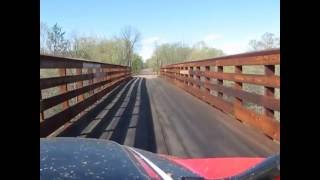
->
[41,0,280,61]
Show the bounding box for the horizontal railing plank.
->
[166,77,280,141]
[160,49,280,141]
[41,74,129,111]
[40,70,128,89]
[190,70,280,88]
[234,104,280,141]
[203,81,280,111]
[40,54,132,137]
[169,78,234,114]
[183,77,279,111]
[40,77,131,137]
[40,54,128,69]
[165,49,280,68]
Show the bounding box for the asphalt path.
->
[59,70,279,158]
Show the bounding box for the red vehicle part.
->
[168,157,264,179]
[166,154,280,179]
[40,138,280,180]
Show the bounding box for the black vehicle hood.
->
[40,138,199,180]
[40,138,150,179]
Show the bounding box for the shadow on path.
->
[58,77,156,153]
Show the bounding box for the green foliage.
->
[70,37,128,65]
[40,22,141,67]
[119,26,141,66]
[189,41,224,60]
[146,41,225,73]
[131,54,143,74]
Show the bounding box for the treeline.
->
[144,41,225,74]
[145,32,279,74]
[40,22,279,74]
[40,22,143,74]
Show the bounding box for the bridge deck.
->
[58,75,279,158]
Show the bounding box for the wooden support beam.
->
[76,69,84,103]
[234,65,243,105]
[58,68,69,110]
[264,65,275,118]
[217,66,223,97]
[205,66,211,93]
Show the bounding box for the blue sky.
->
[41,0,280,60]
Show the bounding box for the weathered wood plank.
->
[234,104,280,141]
[190,70,280,88]
[41,75,129,111]
[164,49,280,68]
[41,70,129,90]
[181,77,279,111]
[40,77,130,137]
[161,49,280,141]
[40,54,127,69]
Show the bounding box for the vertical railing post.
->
[264,65,275,117]
[184,66,188,86]
[94,68,99,93]
[234,65,243,121]
[93,68,98,94]
[174,67,177,83]
[103,67,107,89]
[180,66,183,83]
[40,90,44,121]
[205,66,210,93]
[88,68,94,96]
[234,65,243,105]
[59,68,69,110]
[217,66,223,97]
[76,68,84,103]
[196,66,201,89]
[190,66,194,87]
[111,67,115,86]
[98,67,103,92]
[106,67,110,87]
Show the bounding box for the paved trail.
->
[60,69,279,158]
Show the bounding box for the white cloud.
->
[138,36,166,61]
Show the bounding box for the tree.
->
[189,41,224,60]
[69,35,131,65]
[40,22,49,54]
[131,54,143,74]
[40,22,143,66]
[248,32,280,51]
[119,26,141,67]
[146,41,225,73]
[46,23,71,56]
[70,36,97,59]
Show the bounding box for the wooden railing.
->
[40,54,131,137]
[160,49,280,141]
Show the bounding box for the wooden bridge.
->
[40,49,280,158]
